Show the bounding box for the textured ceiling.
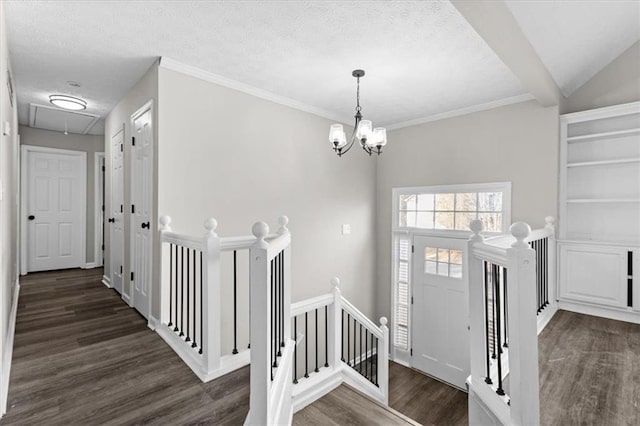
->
[506,0,640,97]
[5,0,527,133]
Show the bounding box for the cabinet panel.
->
[559,244,628,308]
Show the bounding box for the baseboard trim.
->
[558,300,640,324]
[101,275,112,288]
[82,262,97,269]
[147,315,159,331]
[292,367,343,413]
[537,305,558,334]
[121,293,132,307]
[1,281,20,416]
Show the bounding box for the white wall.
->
[104,62,158,303]
[156,66,378,331]
[375,100,559,320]
[19,126,104,264]
[0,0,19,410]
[562,41,640,114]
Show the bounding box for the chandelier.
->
[329,70,387,157]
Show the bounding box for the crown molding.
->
[385,93,536,131]
[159,57,351,124]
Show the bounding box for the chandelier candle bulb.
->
[356,120,373,143]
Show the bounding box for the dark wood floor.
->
[3,268,250,425]
[538,309,640,426]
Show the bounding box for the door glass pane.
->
[425,260,437,274]
[450,249,463,264]
[449,264,462,278]
[425,246,437,261]
[416,211,434,229]
[437,248,449,263]
[435,212,454,229]
[435,193,454,211]
[437,262,449,276]
[455,193,477,211]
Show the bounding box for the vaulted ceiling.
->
[4,0,639,135]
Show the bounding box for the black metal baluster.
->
[314,309,319,373]
[191,249,197,348]
[359,324,363,374]
[199,251,203,354]
[324,305,329,368]
[370,331,374,383]
[353,317,356,369]
[275,255,280,358]
[174,245,179,332]
[186,249,191,342]
[272,259,277,370]
[232,250,238,354]
[304,312,309,378]
[484,261,492,385]
[494,264,505,396]
[280,252,285,349]
[544,238,549,307]
[347,313,351,365]
[491,263,497,360]
[168,244,173,327]
[374,336,378,386]
[341,310,345,362]
[365,329,368,380]
[503,267,508,348]
[180,246,184,337]
[293,316,298,384]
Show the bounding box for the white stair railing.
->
[245,219,294,426]
[156,215,283,382]
[467,220,540,426]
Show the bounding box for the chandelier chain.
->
[355,76,361,112]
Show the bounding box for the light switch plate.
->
[342,224,351,235]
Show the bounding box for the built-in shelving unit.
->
[559,102,640,324]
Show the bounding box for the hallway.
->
[3,268,249,425]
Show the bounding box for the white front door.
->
[131,105,153,319]
[412,235,469,389]
[110,128,124,294]
[26,149,85,272]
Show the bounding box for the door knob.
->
[141,222,150,229]
[28,215,35,221]
[108,218,115,223]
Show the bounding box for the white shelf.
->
[567,127,640,143]
[567,158,640,168]
[566,198,640,204]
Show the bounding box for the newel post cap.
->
[277,215,289,235]
[331,276,340,287]
[380,317,388,327]
[159,215,172,232]
[204,217,218,237]
[469,219,484,242]
[252,221,269,243]
[510,222,531,248]
[545,216,555,230]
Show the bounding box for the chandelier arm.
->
[337,113,362,156]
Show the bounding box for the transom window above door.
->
[393,182,511,234]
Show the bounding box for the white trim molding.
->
[102,275,112,288]
[82,263,97,269]
[94,152,105,268]
[1,281,20,416]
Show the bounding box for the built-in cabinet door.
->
[559,243,629,308]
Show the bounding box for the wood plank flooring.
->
[3,268,250,425]
[538,309,640,426]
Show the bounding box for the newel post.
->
[158,216,172,325]
[545,216,557,307]
[379,316,389,405]
[278,216,292,347]
[467,219,486,389]
[247,222,270,425]
[202,218,221,373]
[506,222,540,426]
[329,277,342,368]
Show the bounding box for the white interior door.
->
[26,148,85,272]
[110,129,124,294]
[412,235,469,389]
[131,105,153,319]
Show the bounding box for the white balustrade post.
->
[545,216,557,307]
[247,222,270,425]
[506,222,540,426]
[467,220,486,389]
[329,277,342,368]
[202,218,221,374]
[378,317,389,405]
[158,216,172,325]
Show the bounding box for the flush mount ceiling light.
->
[49,94,87,111]
[329,69,387,157]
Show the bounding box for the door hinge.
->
[120,143,123,152]
[101,165,105,172]
[120,204,123,213]
[410,348,413,356]
[131,204,135,214]
[120,265,123,274]
[131,272,134,281]
[411,296,414,305]
[101,205,105,212]
[132,136,136,146]
[101,244,105,251]
[411,245,414,253]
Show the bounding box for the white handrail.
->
[291,294,333,317]
[341,297,383,339]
